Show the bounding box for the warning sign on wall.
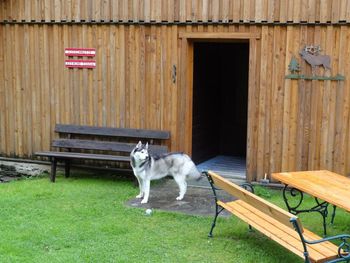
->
[65,48,96,57]
[65,59,96,68]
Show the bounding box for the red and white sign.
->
[65,59,96,68]
[65,48,96,57]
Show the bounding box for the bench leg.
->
[331,205,337,225]
[50,158,57,183]
[65,160,70,178]
[208,205,225,238]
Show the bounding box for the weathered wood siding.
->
[1,23,350,181]
[2,0,350,181]
[1,0,350,24]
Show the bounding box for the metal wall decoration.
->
[285,45,345,81]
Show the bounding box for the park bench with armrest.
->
[204,170,350,263]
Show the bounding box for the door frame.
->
[178,32,260,181]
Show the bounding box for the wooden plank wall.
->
[1,0,350,24]
[248,25,350,181]
[0,24,180,157]
[1,23,350,181]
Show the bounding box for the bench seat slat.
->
[52,139,168,154]
[36,151,130,162]
[209,171,302,231]
[228,201,337,256]
[235,200,339,259]
[219,200,338,263]
[55,124,170,140]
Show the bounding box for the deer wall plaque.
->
[285,45,344,81]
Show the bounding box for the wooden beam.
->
[178,32,260,39]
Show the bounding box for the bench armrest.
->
[290,217,350,261]
[306,235,350,262]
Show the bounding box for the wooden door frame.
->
[179,32,260,182]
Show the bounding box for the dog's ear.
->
[145,142,149,150]
[136,141,142,148]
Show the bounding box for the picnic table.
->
[272,170,350,236]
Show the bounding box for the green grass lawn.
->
[0,172,349,263]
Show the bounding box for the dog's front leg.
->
[135,177,144,199]
[141,180,150,204]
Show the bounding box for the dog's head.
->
[130,141,149,166]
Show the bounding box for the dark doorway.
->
[192,42,249,165]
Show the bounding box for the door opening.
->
[192,42,249,179]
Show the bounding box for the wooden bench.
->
[204,171,350,263]
[35,124,170,182]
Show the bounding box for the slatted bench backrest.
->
[52,139,168,155]
[55,124,170,140]
[208,171,303,232]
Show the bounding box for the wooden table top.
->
[272,170,350,212]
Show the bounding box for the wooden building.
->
[1,0,350,182]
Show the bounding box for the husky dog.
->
[130,141,201,204]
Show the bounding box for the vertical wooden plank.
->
[232,0,241,22]
[255,25,268,180]
[279,0,287,23]
[270,26,286,173]
[307,28,322,170]
[170,25,178,150]
[149,25,157,128]
[320,0,329,23]
[139,25,146,128]
[44,0,51,21]
[326,26,337,171]
[333,26,348,174]
[346,0,350,22]
[281,26,294,172]
[319,26,330,169]
[162,25,171,132]
[111,0,119,21]
[211,0,219,22]
[108,25,116,127]
[101,25,108,126]
[167,0,174,22]
[255,0,263,22]
[294,26,307,170]
[15,24,24,155]
[246,27,261,182]
[0,24,6,154]
[342,27,350,175]
[267,0,275,22]
[155,26,162,128]
[32,24,43,152]
[72,0,80,21]
[184,36,194,155]
[0,1,3,21]
[132,0,138,22]
[144,0,151,22]
[332,0,340,23]
[134,25,141,128]
[47,25,55,147]
[53,0,61,22]
[86,25,95,125]
[302,27,313,170]
[42,25,51,149]
[242,0,250,22]
[118,25,126,127]
[3,25,13,155]
[293,0,301,22]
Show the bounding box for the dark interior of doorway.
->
[192,42,249,171]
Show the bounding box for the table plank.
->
[272,170,350,212]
